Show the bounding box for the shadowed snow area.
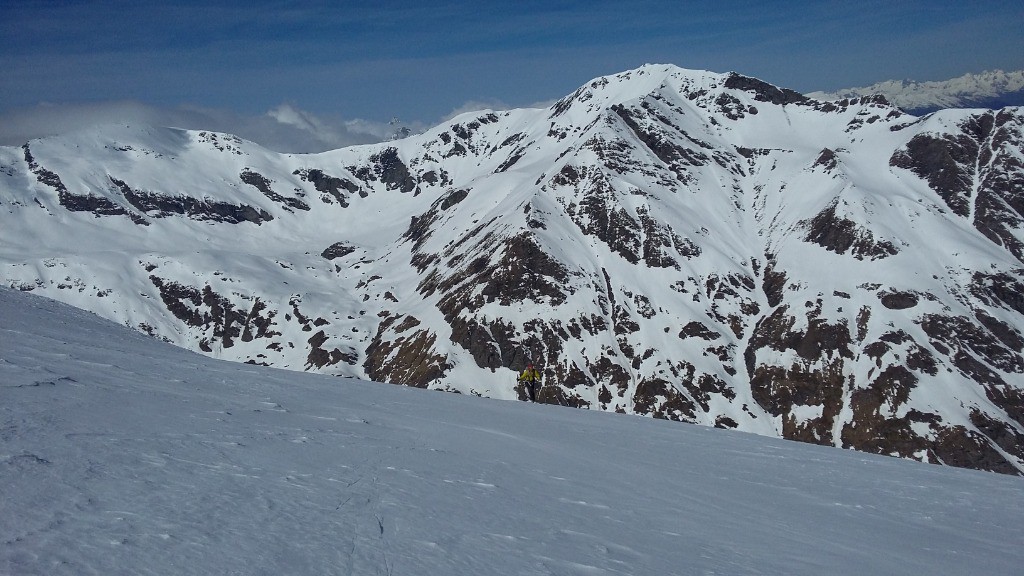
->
[2,288,1022,575]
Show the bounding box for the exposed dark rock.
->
[241,169,309,211]
[970,270,1024,316]
[889,113,999,221]
[761,257,787,308]
[930,425,1019,475]
[439,189,469,211]
[149,275,204,328]
[8,71,1024,479]
[476,233,571,307]
[841,365,932,459]
[611,104,709,176]
[804,202,899,260]
[240,298,278,342]
[637,207,698,268]
[972,110,1024,263]
[891,133,974,216]
[969,409,1024,471]
[495,148,526,173]
[688,371,736,412]
[370,147,416,193]
[679,321,721,341]
[812,148,839,171]
[148,276,279,351]
[197,131,245,154]
[855,306,871,343]
[879,291,919,310]
[22,157,141,223]
[403,213,436,253]
[321,242,356,260]
[715,416,739,429]
[920,313,1024,375]
[906,344,939,376]
[563,170,643,263]
[446,316,523,371]
[113,177,272,224]
[745,305,853,445]
[587,355,628,395]
[633,377,697,422]
[293,168,360,205]
[723,73,810,106]
[58,190,132,219]
[403,188,482,258]
[552,164,584,187]
[364,314,450,387]
[713,93,748,121]
[550,86,585,117]
[307,330,358,369]
[975,310,1024,352]
[31,165,69,195]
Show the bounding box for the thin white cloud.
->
[442,99,512,121]
[0,101,403,153]
[266,103,322,134]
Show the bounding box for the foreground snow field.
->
[2,287,1022,575]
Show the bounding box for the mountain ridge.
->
[807,69,1024,115]
[2,64,1023,474]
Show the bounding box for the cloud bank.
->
[0,101,421,153]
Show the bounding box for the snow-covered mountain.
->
[2,64,1023,475]
[807,69,1024,115]
[3,287,1023,575]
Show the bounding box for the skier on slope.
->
[518,363,542,402]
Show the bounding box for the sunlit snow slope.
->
[2,287,1023,575]
[2,64,1024,474]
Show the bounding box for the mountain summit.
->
[2,64,1023,474]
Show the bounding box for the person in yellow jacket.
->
[518,363,541,402]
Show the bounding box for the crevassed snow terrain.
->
[2,288,1022,575]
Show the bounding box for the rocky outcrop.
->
[113,177,273,225]
[294,168,362,206]
[890,110,1024,264]
[240,169,309,212]
[321,242,356,260]
[364,314,450,387]
[804,202,899,260]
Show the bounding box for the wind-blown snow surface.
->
[2,288,1023,575]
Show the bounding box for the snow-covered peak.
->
[549,64,810,122]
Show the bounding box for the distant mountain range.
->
[2,64,1023,475]
[807,69,1024,115]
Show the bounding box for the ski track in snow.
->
[2,288,1023,575]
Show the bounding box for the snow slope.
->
[2,287,1023,575]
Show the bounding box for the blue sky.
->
[3,0,1023,150]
